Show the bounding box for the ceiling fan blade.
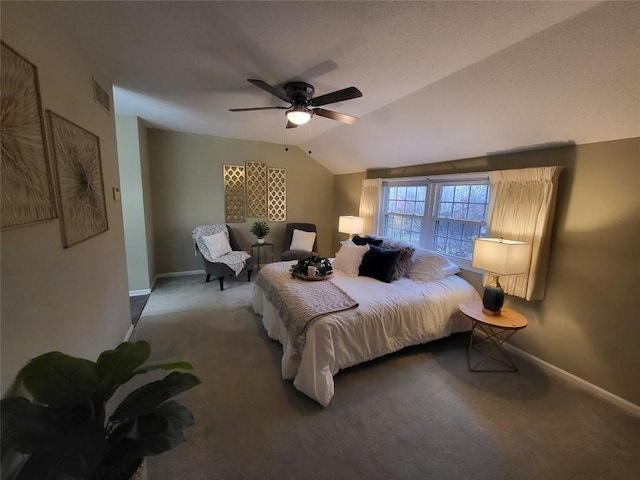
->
[247,79,291,103]
[313,108,358,125]
[229,106,287,112]
[286,120,298,129]
[310,87,362,107]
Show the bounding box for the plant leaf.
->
[133,361,193,375]
[109,372,200,424]
[96,341,150,399]
[1,398,106,479]
[20,352,99,407]
[106,401,195,462]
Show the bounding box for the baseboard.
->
[154,270,204,280]
[124,325,135,342]
[505,343,640,417]
[129,288,151,297]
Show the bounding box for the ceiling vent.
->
[92,76,110,113]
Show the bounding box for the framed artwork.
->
[1,42,56,229]
[267,168,286,221]
[48,111,108,247]
[223,164,246,223]
[245,161,267,217]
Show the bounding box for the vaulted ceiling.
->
[46,1,639,174]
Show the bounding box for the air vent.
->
[92,76,111,113]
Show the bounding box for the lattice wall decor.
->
[223,165,246,223]
[267,168,286,222]
[245,161,267,217]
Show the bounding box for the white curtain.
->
[358,178,382,235]
[487,166,560,300]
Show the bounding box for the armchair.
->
[192,224,255,290]
[281,223,318,261]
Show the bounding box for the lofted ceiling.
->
[45,1,639,175]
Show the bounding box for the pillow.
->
[289,229,316,252]
[380,239,416,281]
[201,231,232,259]
[352,234,384,247]
[358,245,402,283]
[406,248,461,283]
[331,243,370,276]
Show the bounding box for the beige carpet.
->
[132,274,640,480]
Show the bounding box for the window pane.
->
[446,238,462,256]
[389,186,397,200]
[415,201,425,216]
[392,215,403,229]
[470,184,488,203]
[406,187,417,201]
[397,187,406,200]
[405,201,415,215]
[462,224,479,241]
[417,186,427,201]
[402,217,412,231]
[435,220,448,236]
[468,203,486,221]
[439,202,453,217]
[389,200,397,213]
[452,202,468,219]
[441,185,454,202]
[449,222,463,238]
[454,185,470,203]
[412,217,422,231]
[461,240,474,259]
[396,200,405,214]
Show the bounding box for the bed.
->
[252,243,480,406]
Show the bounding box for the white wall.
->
[116,115,154,293]
[1,2,130,394]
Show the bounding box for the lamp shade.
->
[286,106,312,125]
[338,215,364,235]
[472,238,530,275]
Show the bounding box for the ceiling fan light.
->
[286,107,312,125]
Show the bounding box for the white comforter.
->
[252,269,480,406]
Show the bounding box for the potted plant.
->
[1,340,200,480]
[250,220,270,243]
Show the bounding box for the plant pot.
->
[257,238,265,244]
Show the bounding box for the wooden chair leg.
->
[218,277,224,291]
[205,274,211,283]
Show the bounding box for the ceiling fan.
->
[229,79,363,128]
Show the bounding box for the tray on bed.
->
[292,272,333,281]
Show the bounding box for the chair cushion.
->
[290,229,316,252]
[202,231,232,259]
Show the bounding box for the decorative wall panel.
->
[245,161,267,217]
[1,42,56,229]
[267,168,286,222]
[223,165,246,223]
[48,111,108,247]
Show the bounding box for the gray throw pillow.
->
[380,239,416,281]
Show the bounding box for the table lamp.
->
[471,238,531,316]
[338,215,364,240]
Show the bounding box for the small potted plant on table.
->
[250,220,270,244]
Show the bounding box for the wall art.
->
[48,111,108,247]
[223,164,246,223]
[267,168,286,222]
[245,161,267,217]
[1,42,56,229]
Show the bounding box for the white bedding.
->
[252,268,480,406]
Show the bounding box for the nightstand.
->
[251,242,274,270]
[459,300,528,372]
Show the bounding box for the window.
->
[381,175,489,262]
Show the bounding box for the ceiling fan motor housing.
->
[284,82,315,105]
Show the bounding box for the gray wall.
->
[1,3,130,394]
[146,129,335,274]
[116,115,155,293]
[338,138,640,406]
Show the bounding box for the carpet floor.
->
[131,274,640,480]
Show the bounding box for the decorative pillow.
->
[331,243,370,276]
[406,248,461,283]
[359,245,402,283]
[380,239,416,281]
[201,231,232,259]
[289,229,316,251]
[352,234,384,247]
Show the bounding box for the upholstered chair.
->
[193,224,255,290]
[281,223,318,261]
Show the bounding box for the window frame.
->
[379,173,489,269]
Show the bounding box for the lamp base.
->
[482,284,504,316]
